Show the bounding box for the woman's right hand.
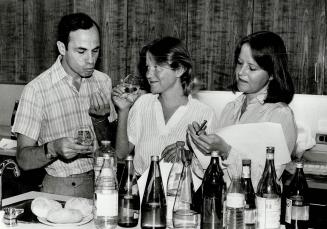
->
[112,85,145,111]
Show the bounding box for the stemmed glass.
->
[119,74,143,96]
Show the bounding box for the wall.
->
[0,84,24,126]
[0,0,325,94]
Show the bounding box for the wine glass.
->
[119,74,142,95]
[74,125,94,146]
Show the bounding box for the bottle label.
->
[226,193,245,208]
[95,191,118,217]
[285,198,309,223]
[256,196,280,229]
[242,166,250,178]
[244,208,256,224]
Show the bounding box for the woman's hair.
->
[58,13,100,49]
[137,36,193,95]
[231,31,295,104]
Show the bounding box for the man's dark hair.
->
[57,13,100,49]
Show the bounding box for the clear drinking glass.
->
[74,125,94,146]
[119,74,142,95]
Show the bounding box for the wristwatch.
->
[44,143,57,160]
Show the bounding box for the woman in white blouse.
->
[188,31,297,189]
[112,37,219,175]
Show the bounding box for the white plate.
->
[38,214,93,226]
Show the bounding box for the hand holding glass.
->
[75,125,94,146]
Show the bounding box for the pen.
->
[196,120,207,135]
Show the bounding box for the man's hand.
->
[89,90,112,117]
[47,137,93,160]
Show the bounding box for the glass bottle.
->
[241,159,256,229]
[225,175,245,229]
[201,151,225,229]
[167,141,185,228]
[284,161,309,229]
[94,140,110,181]
[141,155,167,229]
[256,146,281,229]
[94,153,118,229]
[118,155,140,227]
[172,149,199,228]
[10,100,19,140]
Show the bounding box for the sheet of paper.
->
[0,138,17,149]
[194,122,290,169]
[137,161,202,204]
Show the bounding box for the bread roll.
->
[47,208,83,224]
[31,197,62,218]
[64,197,93,217]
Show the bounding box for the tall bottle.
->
[141,155,167,229]
[284,161,309,229]
[201,151,225,229]
[241,159,256,229]
[256,146,281,229]
[225,175,245,229]
[172,149,199,228]
[10,100,19,140]
[94,140,110,181]
[167,141,185,228]
[94,153,118,229]
[118,155,140,227]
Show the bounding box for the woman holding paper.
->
[188,31,297,189]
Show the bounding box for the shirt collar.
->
[51,55,69,85]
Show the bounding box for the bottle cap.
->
[101,140,111,146]
[266,146,275,153]
[151,155,159,161]
[211,151,219,157]
[126,155,133,160]
[103,153,110,159]
[176,141,185,147]
[242,159,251,166]
[296,161,304,168]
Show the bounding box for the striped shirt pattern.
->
[128,94,220,175]
[12,56,116,177]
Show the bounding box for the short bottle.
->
[225,175,245,229]
[241,159,256,229]
[172,149,199,228]
[284,161,309,229]
[94,153,118,229]
[118,155,140,227]
[166,141,185,228]
[10,100,19,140]
[141,155,167,229]
[201,151,225,229]
[256,146,281,229]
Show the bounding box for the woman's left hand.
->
[161,143,178,162]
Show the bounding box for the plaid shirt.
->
[12,56,116,177]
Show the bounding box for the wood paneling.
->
[187,0,252,90]
[0,0,23,83]
[0,0,326,95]
[252,0,327,94]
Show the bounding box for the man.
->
[12,13,116,198]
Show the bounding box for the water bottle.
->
[94,153,118,229]
[167,141,185,228]
[225,175,245,229]
[256,146,281,229]
[118,155,140,227]
[141,155,167,229]
[172,149,199,228]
